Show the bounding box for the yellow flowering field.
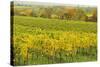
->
[12,16,97,65]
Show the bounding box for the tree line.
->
[11,3,97,22]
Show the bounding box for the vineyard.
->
[12,16,97,65]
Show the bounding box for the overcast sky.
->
[14,0,97,6]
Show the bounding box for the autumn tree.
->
[92,8,97,22]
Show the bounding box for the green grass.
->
[12,16,97,66]
[14,16,97,35]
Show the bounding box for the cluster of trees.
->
[11,3,97,22]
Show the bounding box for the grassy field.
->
[12,16,97,65]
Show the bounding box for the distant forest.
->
[11,1,97,22]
